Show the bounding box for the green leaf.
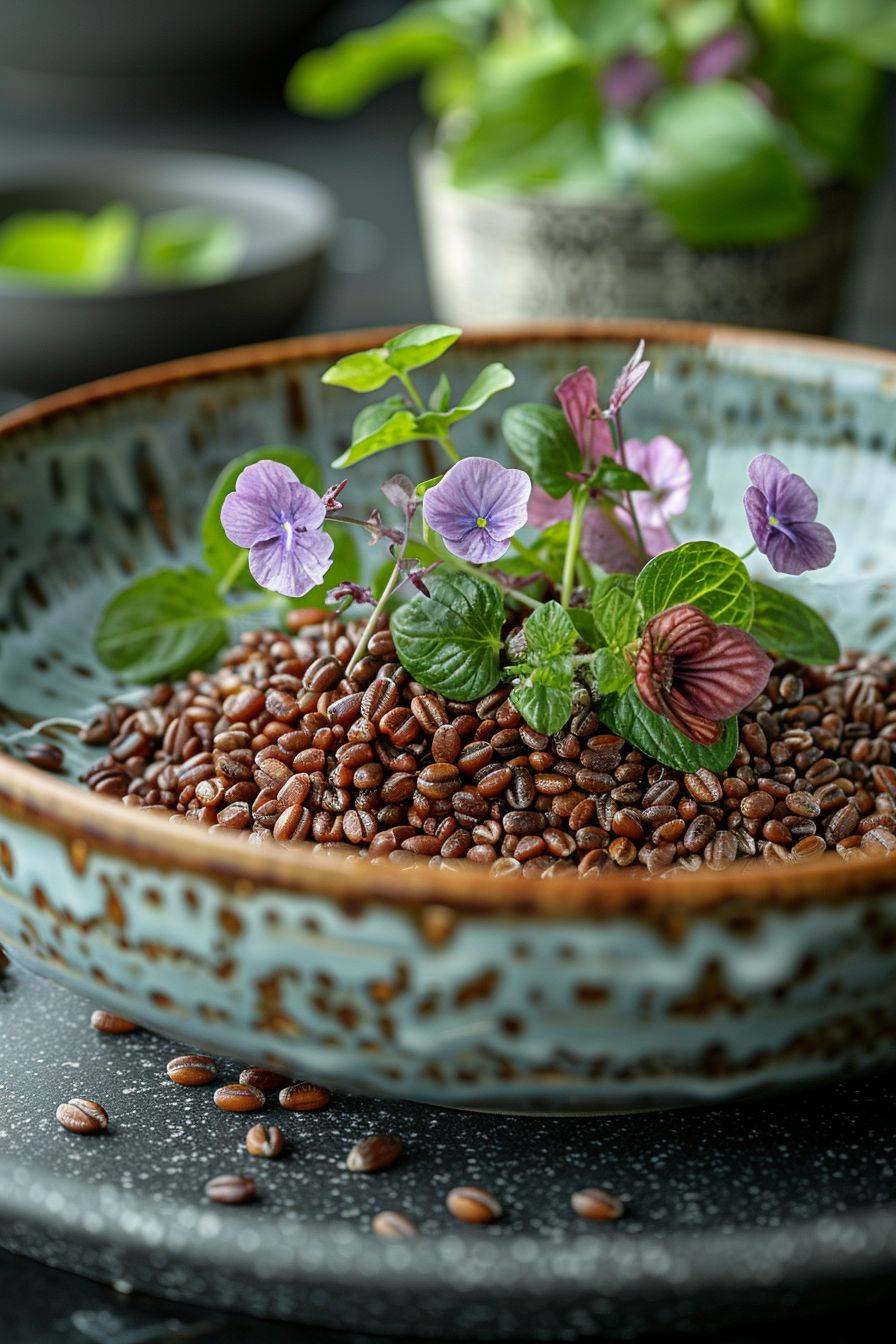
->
[592,458,650,494]
[502,403,580,498]
[593,580,639,650]
[332,407,420,469]
[384,324,461,371]
[522,600,578,663]
[137,208,247,285]
[201,446,323,586]
[591,647,635,696]
[568,606,598,646]
[750,582,840,664]
[643,82,813,247]
[0,203,137,291]
[601,686,740,772]
[391,571,504,701]
[415,472,443,497]
[510,660,574,736]
[322,348,393,392]
[553,0,657,60]
[760,35,885,178]
[286,14,462,116]
[449,38,601,192]
[417,362,515,432]
[636,542,754,627]
[429,371,452,411]
[95,568,229,683]
[803,0,896,69]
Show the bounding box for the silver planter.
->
[415,145,862,333]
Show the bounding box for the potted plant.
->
[287,0,893,332]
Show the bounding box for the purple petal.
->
[602,52,664,110]
[441,524,510,565]
[248,528,334,598]
[687,28,751,85]
[581,507,674,574]
[625,435,691,526]
[527,485,572,528]
[743,483,772,551]
[608,342,650,414]
[746,454,818,522]
[764,520,837,576]
[555,367,613,460]
[677,624,773,718]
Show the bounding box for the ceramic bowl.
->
[414,142,861,334]
[0,149,336,391]
[1,321,896,1114]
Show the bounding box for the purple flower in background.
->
[423,456,531,564]
[534,434,690,573]
[636,604,773,746]
[608,341,651,415]
[744,454,836,575]
[687,27,752,84]
[624,436,692,528]
[581,507,675,574]
[220,459,334,598]
[602,52,664,111]
[556,366,614,461]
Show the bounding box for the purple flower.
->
[422,456,531,564]
[602,52,664,111]
[581,507,675,574]
[556,366,614,462]
[608,341,650,415]
[687,28,752,85]
[636,604,773,746]
[220,459,334,598]
[529,433,690,573]
[743,454,836,575]
[623,435,691,529]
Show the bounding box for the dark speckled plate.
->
[1,962,895,1339]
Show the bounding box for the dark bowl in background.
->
[0,148,336,391]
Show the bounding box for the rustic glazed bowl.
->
[1,322,895,1113]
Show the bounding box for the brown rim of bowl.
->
[1,318,895,918]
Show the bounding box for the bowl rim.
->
[0,146,337,301]
[2,317,896,918]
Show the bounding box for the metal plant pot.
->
[414,145,862,334]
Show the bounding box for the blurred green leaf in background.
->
[287,0,893,249]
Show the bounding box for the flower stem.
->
[398,369,459,464]
[740,543,757,560]
[217,551,249,598]
[397,370,425,412]
[608,411,648,562]
[561,489,587,608]
[344,562,402,679]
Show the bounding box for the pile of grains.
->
[78,615,896,877]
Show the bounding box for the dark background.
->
[0,1,894,1339]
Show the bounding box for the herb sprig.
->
[94,324,840,773]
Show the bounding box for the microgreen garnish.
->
[94,326,840,773]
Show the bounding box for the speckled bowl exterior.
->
[1,322,896,1112]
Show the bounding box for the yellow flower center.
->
[476,516,488,528]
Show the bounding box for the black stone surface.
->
[1,956,896,1341]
